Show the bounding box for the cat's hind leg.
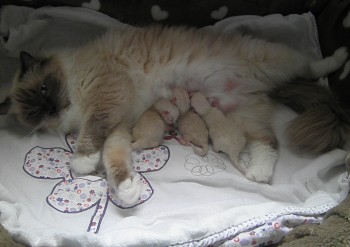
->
[244,140,278,183]
[242,119,278,183]
[309,47,348,79]
[227,94,278,183]
[103,126,141,205]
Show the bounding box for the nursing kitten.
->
[131,99,179,150]
[173,88,209,156]
[191,92,246,174]
[0,26,347,202]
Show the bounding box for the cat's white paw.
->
[71,152,101,175]
[333,47,348,65]
[245,141,278,183]
[245,165,273,183]
[116,174,142,205]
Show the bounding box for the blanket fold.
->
[279,192,350,246]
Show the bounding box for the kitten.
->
[0,26,347,202]
[172,88,209,156]
[131,99,179,150]
[190,92,246,175]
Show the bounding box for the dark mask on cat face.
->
[0,51,70,130]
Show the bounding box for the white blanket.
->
[0,6,349,247]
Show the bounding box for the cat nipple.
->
[208,97,220,108]
[224,80,237,91]
[208,97,238,114]
[222,103,238,114]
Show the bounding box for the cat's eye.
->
[41,83,48,96]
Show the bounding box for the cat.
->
[190,92,246,174]
[172,88,209,156]
[131,98,179,150]
[0,25,348,203]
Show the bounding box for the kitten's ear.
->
[0,97,11,115]
[20,51,37,74]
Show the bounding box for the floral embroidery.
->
[23,134,170,233]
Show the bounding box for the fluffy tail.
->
[269,81,350,154]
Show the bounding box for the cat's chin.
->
[44,113,78,133]
[45,117,64,130]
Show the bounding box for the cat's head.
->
[0,51,70,130]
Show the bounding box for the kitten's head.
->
[0,51,70,130]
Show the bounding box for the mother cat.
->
[0,26,347,204]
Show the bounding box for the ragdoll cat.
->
[0,25,348,203]
[191,92,246,174]
[131,98,179,150]
[173,88,209,156]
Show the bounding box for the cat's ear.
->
[0,97,11,115]
[20,51,38,74]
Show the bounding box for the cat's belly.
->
[145,62,264,114]
[179,75,246,113]
[171,62,258,112]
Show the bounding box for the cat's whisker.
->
[47,127,63,137]
[26,119,49,137]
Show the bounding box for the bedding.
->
[0,5,349,247]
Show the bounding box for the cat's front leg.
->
[71,152,102,175]
[71,117,108,175]
[103,126,141,204]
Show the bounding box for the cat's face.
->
[0,52,70,130]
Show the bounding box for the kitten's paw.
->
[116,173,142,205]
[71,152,101,176]
[245,165,273,183]
[333,47,348,65]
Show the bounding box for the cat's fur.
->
[131,99,179,150]
[173,88,209,156]
[269,80,350,154]
[0,26,348,202]
[191,92,246,174]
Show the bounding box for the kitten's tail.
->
[270,81,350,154]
